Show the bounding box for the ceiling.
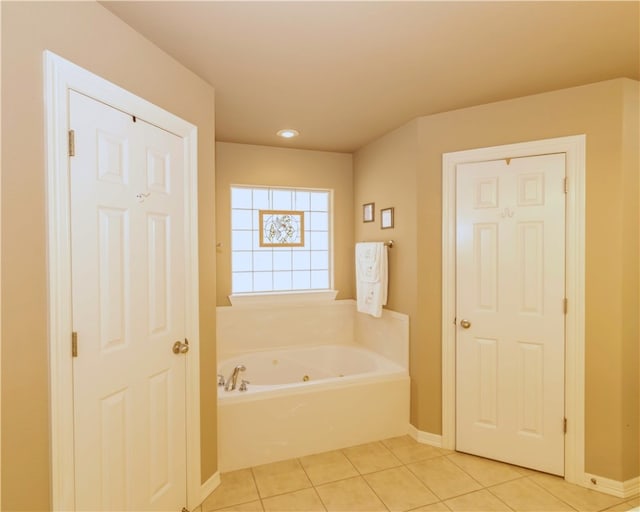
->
[101,1,639,153]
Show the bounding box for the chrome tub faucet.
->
[224,364,246,391]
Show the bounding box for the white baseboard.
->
[200,471,221,505]
[583,473,640,499]
[408,424,442,448]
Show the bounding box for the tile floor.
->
[196,436,640,512]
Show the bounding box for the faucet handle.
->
[239,379,250,392]
[217,374,225,386]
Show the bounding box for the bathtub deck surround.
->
[217,298,356,360]
[218,360,408,472]
[355,307,409,368]
[216,298,407,364]
[216,299,410,472]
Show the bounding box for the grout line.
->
[209,498,264,512]
[399,460,449,511]
[295,456,328,512]
[405,503,452,512]
[444,451,532,506]
[483,486,518,511]
[309,485,329,512]
[248,465,266,510]
[403,456,446,499]
[358,471,392,512]
[520,475,580,511]
[342,441,405,477]
[311,486,328,512]
[338,448,361,476]
[441,452,489,490]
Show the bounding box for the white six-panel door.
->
[455,153,566,475]
[70,90,188,510]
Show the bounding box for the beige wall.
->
[354,78,639,481]
[215,142,353,304]
[620,80,639,479]
[353,120,421,409]
[1,2,217,510]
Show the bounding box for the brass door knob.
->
[460,319,471,329]
[172,339,190,354]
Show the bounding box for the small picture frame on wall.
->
[380,207,394,229]
[363,202,375,223]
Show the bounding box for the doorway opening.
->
[441,135,586,485]
[45,51,201,510]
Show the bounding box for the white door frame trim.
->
[44,51,202,510]
[441,135,586,485]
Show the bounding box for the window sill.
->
[228,290,338,306]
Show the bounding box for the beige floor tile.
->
[510,465,542,477]
[364,466,440,512]
[381,435,415,447]
[604,501,639,512]
[410,503,452,511]
[315,476,387,512]
[342,441,402,474]
[217,501,264,512]
[489,477,575,511]
[407,457,482,500]
[381,435,444,464]
[626,495,640,506]
[299,450,359,485]
[202,469,260,511]
[252,459,312,498]
[444,489,511,511]
[529,473,624,511]
[446,453,524,487]
[262,488,326,512]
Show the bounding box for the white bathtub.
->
[217,344,410,471]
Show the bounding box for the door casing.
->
[441,135,586,485]
[44,51,201,510]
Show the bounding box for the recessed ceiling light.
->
[277,129,299,139]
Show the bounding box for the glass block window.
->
[230,186,332,294]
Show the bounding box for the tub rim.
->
[217,343,408,403]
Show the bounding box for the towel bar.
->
[359,240,394,248]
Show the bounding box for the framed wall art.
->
[363,202,375,223]
[380,207,394,229]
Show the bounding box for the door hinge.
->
[563,298,568,315]
[68,129,75,157]
[563,177,568,194]
[563,417,567,434]
[72,331,78,357]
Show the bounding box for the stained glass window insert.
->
[230,186,332,293]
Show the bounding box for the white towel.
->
[355,242,388,318]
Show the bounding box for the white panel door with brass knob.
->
[70,90,188,510]
[455,154,566,475]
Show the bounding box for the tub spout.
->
[224,364,246,391]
